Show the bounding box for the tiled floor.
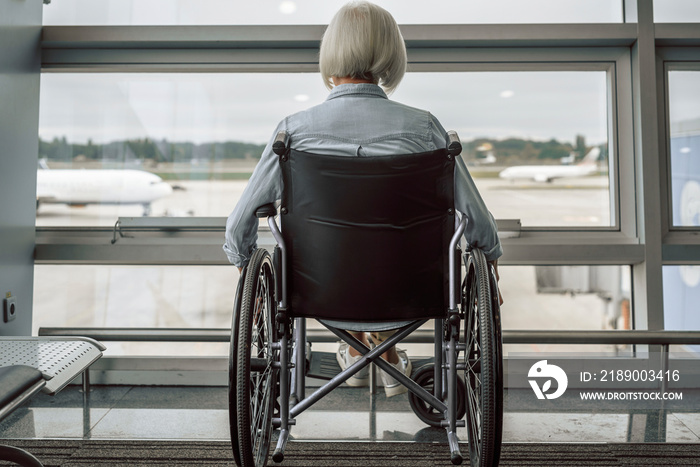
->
[1,385,699,444]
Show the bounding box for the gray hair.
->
[319,1,407,94]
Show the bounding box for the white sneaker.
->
[336,342,369,387]
[379,349,412,397]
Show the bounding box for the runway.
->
[35,174,612,228]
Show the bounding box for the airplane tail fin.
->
[38,158,50,170]
[578,147,601,166]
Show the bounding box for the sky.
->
[38,1,700,146]
[39,71,611,146]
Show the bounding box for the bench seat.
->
[0,337,106,467]
[0,337,106,395]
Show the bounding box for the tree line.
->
[39,135,598,164]
[39,137,267,164]
[464,134,591,163]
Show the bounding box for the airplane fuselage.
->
[498,164,597,183]
[498,147,601,183]
[36,169,172,206]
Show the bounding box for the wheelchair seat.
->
[229,131,503,467]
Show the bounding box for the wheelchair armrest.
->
[255,203,278,218]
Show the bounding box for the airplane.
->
[498,147,601,183]
[36,162,173,216]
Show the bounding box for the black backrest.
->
[280,149,455,322]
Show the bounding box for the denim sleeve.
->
[223,120,285,267]
[430,116,503,262]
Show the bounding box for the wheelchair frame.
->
[229,133,503,467]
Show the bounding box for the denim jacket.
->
[223,83,502,268]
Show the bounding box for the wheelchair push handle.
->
[273,130,290,156]
[446,130,462,157]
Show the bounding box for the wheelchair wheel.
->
[408,364,466,428]
[462,249,503,467]
[235,248,278,467]
[228,268,245,465]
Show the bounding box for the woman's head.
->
[319,1,407,94]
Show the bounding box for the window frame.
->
[657,50,700,266]
[37,26,640,267]
[660,57,700,234]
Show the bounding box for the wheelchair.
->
[229,131,503,467]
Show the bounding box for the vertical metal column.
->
[630,0,666,335]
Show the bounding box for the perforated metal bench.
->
[0,337,106,466]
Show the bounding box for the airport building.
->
[1,1,700,465]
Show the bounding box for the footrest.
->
[307,352,341,380]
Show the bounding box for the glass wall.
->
[663,265,700,357]
[398,71,612,227]
[668,70,700,229]
[33,264,631,357]
[37,70,612,228]
[34,0,700,366]
[43,0,623,25]
[37,73,321,225]
[654,0,700,22]
[33,265,238,356]
[501,265,632,355]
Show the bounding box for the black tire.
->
[488,264,504,466]
[462,249,503,467]
[229,266,246,465]
[408,364,466,427]
[0,445,44,467]
[235,249,278,467]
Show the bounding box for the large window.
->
[37,70,614,228]
[398,71,612,227]
[668,70,700,229]
[654,0,700,23]
[34,0,700,369]
[33,264,632,357]
[37,73,321,225]
[43,0,623,25]
[663,265,700,357]
[500,265,632,354]
[33,265,237,356]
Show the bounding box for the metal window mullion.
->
[631,0,665,331]
[656,25,700,46]
[657,58,673,240]
[615,48,638,239]
[41,48,321,72]
[40,24,637,49]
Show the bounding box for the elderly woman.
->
[224,1,502,397]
